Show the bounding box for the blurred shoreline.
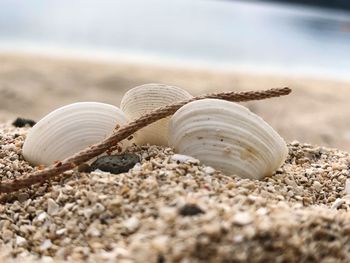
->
[1,0,350,81]
[0,52,350,151]
[1,46,349,82]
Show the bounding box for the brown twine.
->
[0,87,291,194]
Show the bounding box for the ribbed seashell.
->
[168,99,288,180]
[120,83,192,145]
[23,102,131,166]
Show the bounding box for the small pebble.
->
[17,193,29,202]
[233,212,253,225]
[171,154,198,163]
[179,204,205,216]
[47,198,59,215]
[16,236,27,246]
[124,217,140,233]
[203,166,216,175]
[313,181,322,192]
[89,153,140,174]
[37,212,48,222]
[40,240,53,251]
[12,117,36,128]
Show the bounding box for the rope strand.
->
[0,87,291,194]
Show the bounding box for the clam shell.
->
[120,83,192,145]
[23,102,130,166]
[168,99,288,180]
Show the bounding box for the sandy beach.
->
[0,124,350,262]
[1,53,350,151]
[1,53,350,262]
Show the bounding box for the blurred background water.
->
[0,0,349,79]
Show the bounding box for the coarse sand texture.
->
[0,124,349,262]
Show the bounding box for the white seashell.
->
[168,99,288,180]
[120,83,192,146]
[23,102,130,166]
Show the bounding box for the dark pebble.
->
[158,254,166,263]
[89,153,140,174]
[12,117,36,128]
[179,204,205,216]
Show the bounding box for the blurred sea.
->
[0,0,349,79]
